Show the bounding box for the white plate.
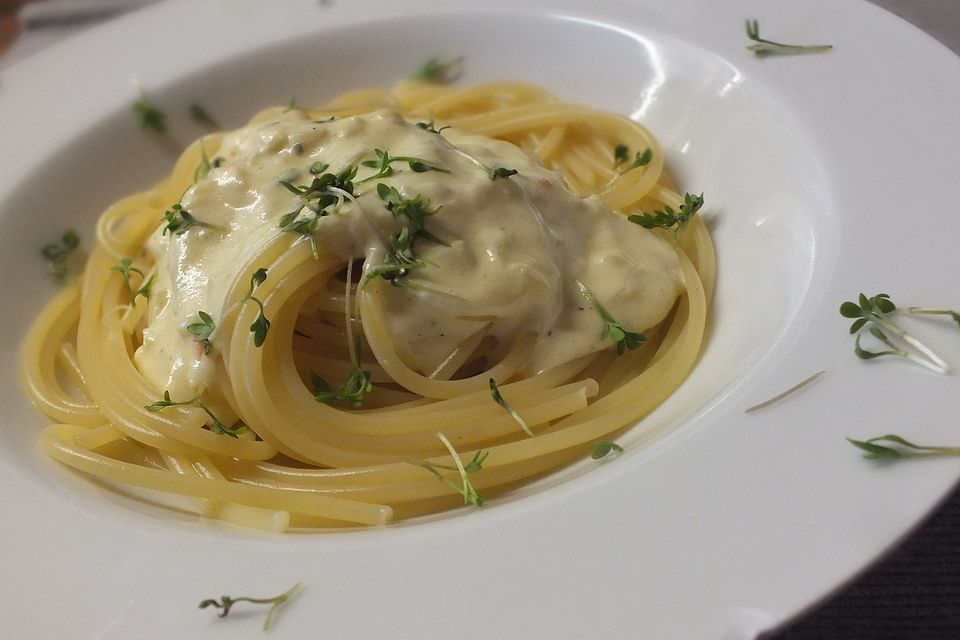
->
[2,0,959,637]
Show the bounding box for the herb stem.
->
[849,434,960,460]
[877,317,949,373]
[744,370,825,414]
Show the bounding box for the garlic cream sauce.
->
[135,109,682,398]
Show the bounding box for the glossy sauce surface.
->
[135,110,682,396]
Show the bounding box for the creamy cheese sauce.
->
[135,109,682,397]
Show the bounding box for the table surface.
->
[2,1,959,638]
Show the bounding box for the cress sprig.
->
[357,148,450,183]
[146,390,245,437]
[627,193,704,240]
[133,85,166,133]
[364,183,442,286]
[408,433,488,507]
[416,120,451,135]
[189,103,220,129]
[412,56,463,84]
[575,279,646,355]
[848,435,960,461]
[591,440,624,460]
[617,146,653,174]
[278,164,358,259]
[111,258,154,308]
[199,582,302,631]
[194,141,224,182]
[239,268,270,347]
[310,368,372,408]
[745,19,833,56]
[840,293,949,374]
[488,167,518,181]
[162,203,225,236]
[186,311,215,355]
[42,229,80,284]
[489,378,532,436]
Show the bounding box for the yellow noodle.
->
[21,81,714,530]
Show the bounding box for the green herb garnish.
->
[162,204,225,236]
[416,120,451,134]
[42,229,80,283]
[240,268,270,347]
[283,96,298,112]
[358,148,449,183]
[848,434,960,460]
[133,87,166,133]
[193,142,224,182]
[591,440,624,460]
[412,56,463,84]
[199,582,302,631]
[619,147,653,174]
[613,144,630,168]
[189,103,219,129]
[575,280,646,355]
[489,167,518,181]
[309,368,372,408]
[745,19,833,56]
[488,378,532,436]
[146,390,244,437]
[111,258,154,308]
[278,164,358,258]
[186,311,215,355]
[627,192,704,240]
[364,183,442,286]
[409,433,487,506]
[840,293,948,373]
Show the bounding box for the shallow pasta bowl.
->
[1,0,959,637]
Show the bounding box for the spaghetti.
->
[22,81,715,531]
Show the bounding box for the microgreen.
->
[591,440,624,460]
[840,293,948,373]
[619,147,653,174]
[41,229,80,284]
[240,268,270,347]
[575,280,646,355]
[613,144,630,168]
[364,183,441,286]
[186,311,215,355]
[309,369,372,408]
[848,435,960,461]
[358,148,450,183]
[627,192,704,240]
[489,167,518,181]
[146,390,245,437]
[283,96,298,112]
[745,19,833,56]
[162,203,225,236]
[408,433,487,506]
[193,142,224,182]
[278,164,358,258]
[489,378,533,436]
[133,87,166,133]
[189,103,219,129]
[199,582,302,631]
[111,258,154,308]
[416,120,451,134]
[412,56,463,84]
